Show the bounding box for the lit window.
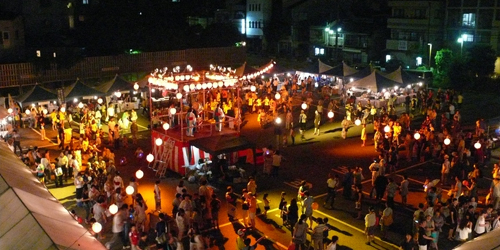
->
[320,48,325,55]
[82,0,89,4]
[416,57,422,66]
[462,13,476,27]
[386,55,391,62]
[315,48,320,55]
[462,34,474,42]
[36,50,41,57]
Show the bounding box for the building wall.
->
[245,0,271,38]
[0,16,25,50]
[386,0,444,67]
[445,0,500,52]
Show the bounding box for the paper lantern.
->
[201,83,207,89]
[176,93,182,99]
[196,83,202,90]
[275,117,282,124]
[92,222,102,233]
[474,141,481,149]
[43,109,48,115]
[109,204,118,215]
[114,92,122,98]
[301,103,307,110]
[414,132,421,140]
[25,109,31,115]
[136,169,144,179]
[275,93,281,100]
[183,85,190,92]
[170,108,177,115]
[7,108,12,113]
[126,185,134,195]
[146,154,154,163]
[97,98,103,104]
[162,123,170,130]
[444,138,451,145]
[60,107,66,113]
[73,98,78,103]
[134,82,139,90]
[155,138,163,146]
[78,102,84,109]
[207,82,213,89]
[250,86,256,92]
[328,111,334,119]
[354,119,361,126]
[384,125,390,133]
[312,202,319,210]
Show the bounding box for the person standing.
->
[400,175,409,206]
[271,150,282,177]
[214,104,224,132]
[418,220,435,250]
[12,130,22,155]
[312,218,329,250]
[364,207,377,245]
[113,124,120,149]
[380,203,393,240]
[324,173,339,209]
[313,110,321,136]
[299,110,307,140]
[225,186,238,221]
[292,214,308,250]
[341,116,349,139]
[490,177,500,210]
[342,167,353,199]
[54,163,64,188]
[303,191,314,229]
[441,155,450,186]
[186,108,196,137]
[106,204,129,249]
[386,178,398,209]
[154,180,161,212]
[130,120,138,145]
[361,124,367,146]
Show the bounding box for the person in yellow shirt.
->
[392,122,402,146]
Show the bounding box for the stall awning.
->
[64,79,104,99]
[95,74,133,95]
[189,134,256,156]
[0,142,106,250]
[15,85,59,104]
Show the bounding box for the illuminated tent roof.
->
[321,62,359,77]
[95,74,133,95]
[345,71,403,92]
[0,142,106,250]
[378,67,421,84]
[64,79,104,99]
[299,59,334,74]
[235,62,259,77]
[453,229,500,250]
[15,85,58,104]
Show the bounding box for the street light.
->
[457,34,466,56]
[427,43,432,68]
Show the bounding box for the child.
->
[154,180,161,212]
[40,120,46,141]
[129,224,140,250]
[263,193,270,217]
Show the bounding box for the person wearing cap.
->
[236,229,247,250]
[364,206,377,245]
[441,155,450,186]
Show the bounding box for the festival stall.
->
[95,75,139,111]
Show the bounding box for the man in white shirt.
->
[324,173,339,209]
[57,152,69,182]
[106,204,129,249]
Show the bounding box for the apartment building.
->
[385,0,444,68]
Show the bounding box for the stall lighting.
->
[355,119,361,126]
[78,102,84,109]
[109,204,118,215]
[125,185,135,195]
[25,109,30,115]
[328,111,334,119]
[301,103,308,110]
[135,169,144,179]
[146,154,154,163]
[444,138,451,145]
[384,125,390,133]
[114,92,122,98]
[474,141,481,149]
[7,108,12,113]
[97,98,103,104]
[73,98,78,103]
[163,123,170,130]
[275,93,281,100]
[275,117,282,124]
[414,132,421,140]
[92,222,102,233]
[155,138,163,146]
[43,109,48,115]
[61,107,66,113]
[134,82,139,90]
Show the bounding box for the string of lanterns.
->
[240,60,276,80]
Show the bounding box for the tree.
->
[433,49,454,87]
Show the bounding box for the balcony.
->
[388,18,435,30]
[386,39,420,51]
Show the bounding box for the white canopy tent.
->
[453,229,500,250]
[0,142,106,250]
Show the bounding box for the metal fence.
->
[0,47,246,87]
